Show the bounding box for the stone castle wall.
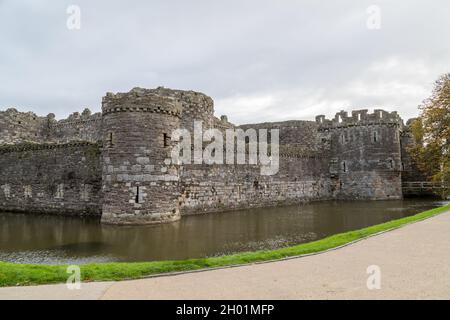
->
[0,87,421,224]
[178,120,335,214]
[0,142,102,216]
[48,109,103,143]
[0,108,49,144]
[180,156,334,215]
[239,120,323,153]
[0,107,102,144]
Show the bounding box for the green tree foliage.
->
[410,73,450,197]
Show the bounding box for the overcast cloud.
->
[0,0,449,124]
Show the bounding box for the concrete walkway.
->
[1,211,450,300]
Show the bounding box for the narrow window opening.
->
[342,161,347,173]
[135,186,140,203]
[373,131,378,142]
[379,111,383,118]
[389,159,394,169]
[357,113,361,121]
[338,115,342,123]
[163,133,169,147]
[108,132,114,147]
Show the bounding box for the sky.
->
[0,0,449,124]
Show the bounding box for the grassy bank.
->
[1,204,449,287]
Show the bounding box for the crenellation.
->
[316,109,404,129]
[0,108,49,144]
[49,110,102,143]
[0,106,104,145]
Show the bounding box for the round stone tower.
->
[100,87,183,225]
[145,86,216,131]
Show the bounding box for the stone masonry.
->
[0,87,420,225]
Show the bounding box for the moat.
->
[0,199,446,265]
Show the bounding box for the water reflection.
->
[0,199,447,264]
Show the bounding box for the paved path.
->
[1,211,450,300]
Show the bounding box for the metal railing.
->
[402,181,448,189]
[402,181,449,197]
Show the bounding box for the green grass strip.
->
[1,204,449,287]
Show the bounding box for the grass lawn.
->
[1,203,449,287]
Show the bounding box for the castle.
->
[0,87,421,225]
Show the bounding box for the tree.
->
[409,73,450,198]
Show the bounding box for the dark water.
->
[0,199,447,265]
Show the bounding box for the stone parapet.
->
[316,109,404,129]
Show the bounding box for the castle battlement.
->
[315,109,404,129]
[103,87,183,117]
[52,110,102,128]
